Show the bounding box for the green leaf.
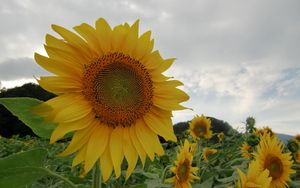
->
[130,183,147,188]
[0,149,49,188]
[0,148,47,168]
[0,167,50,188]
[215,175,235,183]
[142,172,159,179]
[194,177,214,188]
[0,97,56,138]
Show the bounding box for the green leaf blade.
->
[0,97,56,138]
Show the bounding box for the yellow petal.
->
[84,125,110,173]
[37,76,82,94]
[154,84,189,102]
[73,23,103,55]
[112,24,130,52]
[53,99,91,123]
[143,50,163,70]
[143,111,177,142]
[45,34,88,63]
[150,71,171,82]
[133,31,152,59]
[44,44,87,67]
[72,144,87,167]
[50,112,94,143]
[33,93,84,120]
[122,20,139,55]
[157,58,175,73]
[150,106,172,118]
[109,127,124,178]
[135,119,164,159]
[129,124,146,167]
[51,24,94,58]
[60,121,96,156]
[123,127,138,180]
[100,144,113,182]
[95,18,112,53]
[34,53,81,77]
[153,96,188,111]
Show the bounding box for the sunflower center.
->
[264,155,283,180]
[83,52,153,127]
[177,159,190,182]
[194,125,206,137]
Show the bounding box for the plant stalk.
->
[92,160,102,188]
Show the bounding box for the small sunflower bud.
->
[247,134,260,147]
[287,139,299,153]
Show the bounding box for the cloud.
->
[0,58,49,80]
[1,0,300,134]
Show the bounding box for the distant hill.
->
[276,133,293,143]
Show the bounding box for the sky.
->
[0,0,299,135]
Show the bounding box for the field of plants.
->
[0,120,299,188]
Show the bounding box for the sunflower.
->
[254,135,295,187]
[203,148,217,162]
[34,18,189,181]
[240,142,253,159]
[255,126,274,138]
[217,132,224,142]
[189,115,212,140]
[165,140,199,188]
[237,160,272,188]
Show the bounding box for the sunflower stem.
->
[92,160,102,188]
[44,168,77,188]
[161,165,173,184]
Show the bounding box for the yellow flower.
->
[237,161,272,188]
[217,132,224,142]
[203,148,217,162]
[240,142,253,159]
[254,135,295,187]
[189,115,212,140]
[165,140,199,188]
[255,126,274,138]
[34,18,189,181]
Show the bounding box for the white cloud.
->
[0,0,300,135]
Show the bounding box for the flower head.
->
[34,18,189,181]
[254,135,295,187]
[217,132,224,142]
[237,161,272,188]
[203,148,218,162]
[255,126,274,138]
[189,115,212,140]
[240,142,253,159]
[165,140,199,188]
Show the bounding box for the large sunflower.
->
[165,140,199,188]
[254,135,295,187]
[189,115,212,140]
[34,18,189,181]
[237,160,272,188]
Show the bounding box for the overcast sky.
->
[1,0,299,135]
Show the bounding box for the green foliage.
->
[0,97,56,138]
[0,83,55,137]
[0,149,49,188]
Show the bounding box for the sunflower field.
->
[0,18,300,188]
